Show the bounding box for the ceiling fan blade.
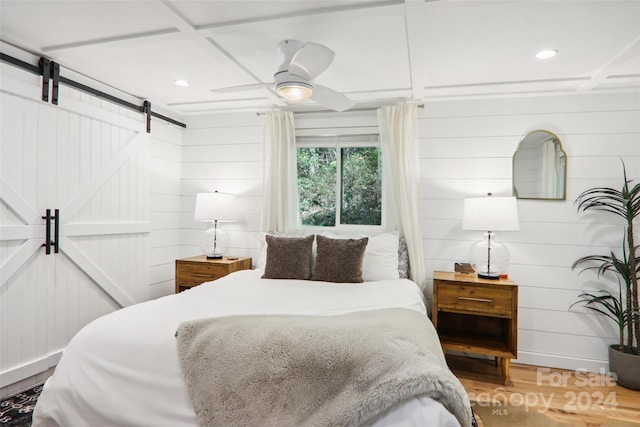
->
[211,83,272,93]
[289,43,335,80]
[310,85,355,112]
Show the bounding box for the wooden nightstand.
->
[175,256,251,293]
[432,271,518,385]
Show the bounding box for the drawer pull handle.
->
[191,273,213,278]
[458,296,492,303]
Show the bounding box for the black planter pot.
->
[609,345,640,391]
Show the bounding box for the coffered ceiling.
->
[1,0,639,116]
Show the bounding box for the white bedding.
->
[32,269,464,427]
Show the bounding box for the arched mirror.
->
[513,130,567,200]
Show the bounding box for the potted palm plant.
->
[571,162,639,390]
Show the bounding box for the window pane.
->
[297,147,337,226]
[341,147,382,225]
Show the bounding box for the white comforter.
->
[33,270,463,427]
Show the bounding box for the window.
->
[296,135,382,228]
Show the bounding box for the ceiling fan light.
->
[277,83,313,102]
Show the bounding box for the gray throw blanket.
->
[176,308,471,427]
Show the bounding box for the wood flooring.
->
[447,355,640,426]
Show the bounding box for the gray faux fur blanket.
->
[176,308,471,427]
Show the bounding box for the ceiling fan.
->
[211,40,355,112]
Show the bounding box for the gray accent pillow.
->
[398,237,410,279]
[312,235,369,283]
[262,234,314,280]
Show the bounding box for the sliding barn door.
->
[0,78,149,387]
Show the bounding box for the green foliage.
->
[571,161,640,355]
[341,147,382,225]
[570,289,632,351]
[297,146,382,226]
[297,147,336,226]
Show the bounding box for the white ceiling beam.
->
[42,29,181,55]
[579,34,640,91]
[195,1,403,31]
[43,1,403,54]
[155,0,285,106]
[403,0,427,101]
[155,0,234,65]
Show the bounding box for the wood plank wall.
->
[182,91,640,373]
[147,117,184,298]
[421,93,640,372]
[181,114,265,261]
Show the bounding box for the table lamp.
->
[462,193,519,279]
[194,191,235,259]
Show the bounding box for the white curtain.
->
[377,104,426,289]
[261,111,300,233]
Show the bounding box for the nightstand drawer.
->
[175,256,252,293]
[437,282,513,317]
[178,263,228,287]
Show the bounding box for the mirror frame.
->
[512,129,567,200]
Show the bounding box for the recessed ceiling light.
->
[174,79,190,87]
[536,49,558,59]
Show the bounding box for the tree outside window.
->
[297,145,381,227]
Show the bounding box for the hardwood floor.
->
[447,355,640,426]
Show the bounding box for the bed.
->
[32,233,472,427]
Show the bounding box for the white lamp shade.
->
[462,196,519,231]
[194,192,235,222]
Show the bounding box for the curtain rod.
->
[256,104,424,116]
[297,133,380,140]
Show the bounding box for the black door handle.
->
[42,209,60,254]
[53,209,59,253]
[42,209,51,255]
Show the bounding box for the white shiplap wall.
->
[420,92,640,372]
[182,91,640,373]
[148,122,183,298]
[181,113,265,262]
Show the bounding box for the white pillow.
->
[321,231,400,281]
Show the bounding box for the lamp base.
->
[477,273,500,280]
[200,222,228,260]
[469,232,510,280]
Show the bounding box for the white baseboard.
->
[515,351,610,375]
[0,349,62,398]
